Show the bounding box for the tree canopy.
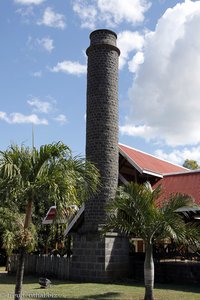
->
[0,142,100,300]
[183,159,199,170]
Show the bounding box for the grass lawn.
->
[0,268,200,300]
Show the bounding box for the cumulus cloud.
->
[120,124,156,140]
[121,0,200,147]
[73,1,97,29]
[54,114,67,125]
[27,97,53,114]
[37,37,54,52]
[128,51,144,73]
[72,0,151,29]
[51,60,87,76]
[0,111,48,125]
[38,7,66,29]
[15,0,45,5]
[117,31,144,70]
[27,36,54,52]
[155,146,200,166]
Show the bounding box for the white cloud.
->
[155,146,200,166]
[117,31,144,70]
[0,112,10,123]
[54,114,67,125]
[16,6,34,18]
[97,0,151,26]
[72,0,151,29]
[15,0,45,5]
[32,71,42,77]
[37,37,54,52]
[27,36,54,53]
[128,51,144,73]
[0,111,48,125]
[122,0,200,147]
[73,1,97,29]
[51,60,87,76]
[38,7,66,29]
[120,124,156,141]
[27,97,53,114]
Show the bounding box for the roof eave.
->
[119,146,143,174]
[143,169,163,178]
[64,203,85,236]
[119,146,163,178]
[164,169,200,176]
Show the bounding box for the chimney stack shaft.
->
[70,31,129,282]
[85,29,120,231]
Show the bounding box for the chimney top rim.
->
[90,29,117,39]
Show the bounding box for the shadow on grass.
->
[119,279,200,294]
[1,274,200,296]
[0,273,38,285]
[155,282,200,294]
[22,292,123,300]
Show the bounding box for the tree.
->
[183,159,199,170]
[104,182,200,300]
[0,207,37,272]
[0,142,99,300]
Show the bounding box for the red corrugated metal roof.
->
[119,143,188,176]
[42,205,79,225]
[153,171,200,205]
[42,206,57,224]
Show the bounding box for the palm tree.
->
[104,182,200,300]
[0,207,37,272]
[0,142,99,300]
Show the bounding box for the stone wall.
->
[70,232,129,282]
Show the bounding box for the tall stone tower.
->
[85,29,119,231]
[70,29,129,282]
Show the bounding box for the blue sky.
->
[1,0,200,165]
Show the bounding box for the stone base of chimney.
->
[69,232,130,282]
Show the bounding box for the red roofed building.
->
[42,205,79,225]
[119,144,188,176]
[119,143,200,207]
[154,171,200,206]
[66,143,200,236]
[118,143,200,257]
[42,206,57,224]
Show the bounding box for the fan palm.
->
[104,182,200,300]
[0,142,99,300]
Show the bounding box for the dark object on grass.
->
[39,277,51,288]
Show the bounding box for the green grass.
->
[0,271,200,300]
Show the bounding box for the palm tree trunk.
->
[14,247,26,300]
[24,199,33,229]
[14,199,33,300]
[144,242,155,300]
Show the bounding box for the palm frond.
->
[104,181,200,247]
[105,182,161,241]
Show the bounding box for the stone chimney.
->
[85,29,120,231]
[70,30,129,282]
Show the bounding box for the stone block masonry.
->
[70,233,129,282]
[70,29,129,282]
[85,29,120,232]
